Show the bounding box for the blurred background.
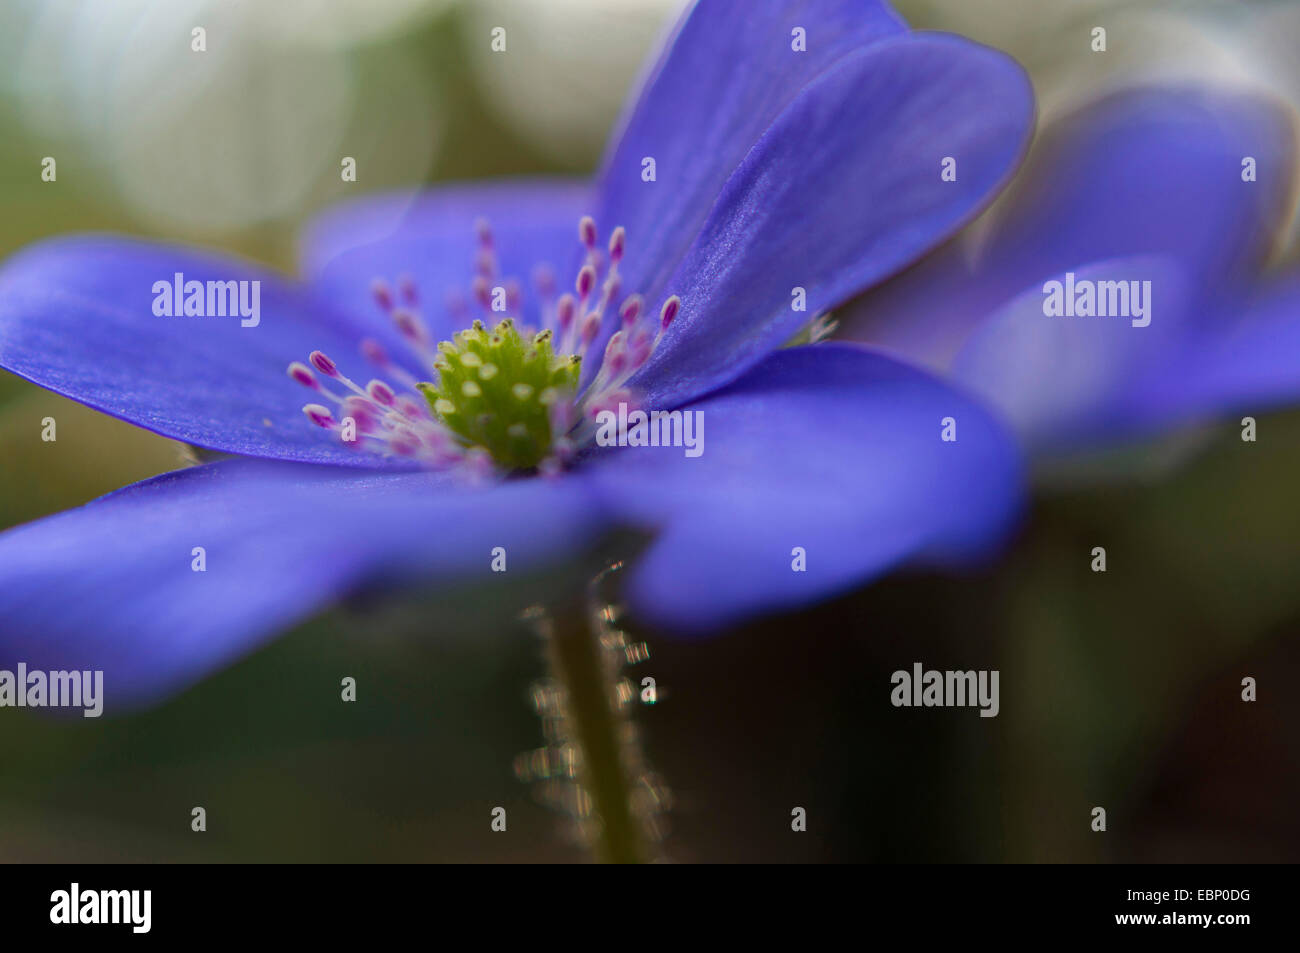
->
[1,0,1298,861]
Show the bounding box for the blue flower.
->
[0,0,1033,706]
[842,85,1300,458]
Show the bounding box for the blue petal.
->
[582,344,1023,633]
[979,86,1295,302]
[300,179,591,342]
[0,460,608,707]
[834,237,1005,371]
[1127,276,1300,430]
[949,256,1193,451]
[594,0,907,316]
[0,236,405,466]
[846,85,1297,368]
[630,33,1033,410]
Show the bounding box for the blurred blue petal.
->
[981,86,1294,298]
[300,179,590,341]
[1129,277,1300,430]
[849,85,1297,369]
[0,459,608,706]
[950,257,1192,451]
[585,344,1023,633]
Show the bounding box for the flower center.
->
[289,216,679,474]
[418,319,578,470]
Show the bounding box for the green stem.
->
[543,594,647,864]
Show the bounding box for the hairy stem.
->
[521,565,666,863]
[545,597,644,863]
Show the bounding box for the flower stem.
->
[545,596,645,863]
[521,565,667,863]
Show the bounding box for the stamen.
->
[473,275,492,311]
[290,213,680,473]
[367,380,396,407]
[309,350,339,378]
[397,274,418,306]
[620,294,642,328]
[371,280,394,313]
[340,396,381,434]
[557,294,576,332]
[288,362,318,389]
[627,327,652,368]
[392,309,428,345]
[360,338,389,366]
[576,265,597,300]
[660,295,680,330]
[389,427,421,457]
[533,265,557,299]
[603,330,628,376]
[445,290,470,325]
[303,404,334,428]
[395,395,427,420]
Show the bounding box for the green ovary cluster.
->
[418,318,581,470]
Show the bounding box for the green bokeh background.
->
[1,0,1297,862]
